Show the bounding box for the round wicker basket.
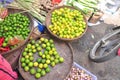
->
[45,6,88,41]
[0,8,34,55]
[19,34,73,80]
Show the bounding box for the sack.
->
[0,54,18,80]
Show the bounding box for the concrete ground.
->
[70,23,120,80]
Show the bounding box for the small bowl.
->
[45,6,88,41]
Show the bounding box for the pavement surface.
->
[70,23,120,80]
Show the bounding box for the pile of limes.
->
[0,13,30,48]
[20,37,64,79]
[49,7,86,39]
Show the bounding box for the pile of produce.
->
[20,37,64,79]
[0,12,30,53]
[49,7,86,39]
[65,0,99,16]
[65,66,92,80]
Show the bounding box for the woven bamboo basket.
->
[19,34,73,80]
[0,8,34,55]
[45,6,88,41]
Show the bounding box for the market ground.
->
[71,22,120,80]
[18,23,120,80]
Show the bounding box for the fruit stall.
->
[0,0,120,80]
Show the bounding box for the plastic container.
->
[73,62,97,80]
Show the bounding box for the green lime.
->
[22,52,27,57]
[59,57,64,63]
[45,67,51,73]
[25,59,30,64]
[35,73,41,79]
[41,59,46,64]
[28,62,33,67]
[28,53,33,57]
[38,52,43,56]
[41,70,46,76]
[30,68,36,75]
[42,54,46,59]
[27,43,32,48]
[37,47,41,51]
[21,63,26,68]
[36,58,42,63]
[24,66,29,72]
[46,60,50,64]
[45,55,50,59]
[51,62,55,67]
[32,49,37,53]
[36,68,41,73]
[46,47,51,51]
[42,44,46,48]
[29,56,34,61]
[20,57,25,63]
[24,48,28,52]
[43,64,48,68]
[54,59,59,64]
[31,40,35,44]
[49,39,53,43]
[35,43,39,47]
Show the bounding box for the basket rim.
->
[1,8,34,55]
[45,5,88,41]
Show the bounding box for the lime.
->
[25,55,29,59]
[49,39,53,43]
[41,59,46,64]
[24,48,28,52]
[21,63,26,68]
[40,38,45,42]
[54,59,59,64]
[36,68,41,73]
[31,40,35,44]
[28,62,33,67]
[36,58,42,63]
[37,47,41,51]
[30,68,36,75]
[39,63,43,69]
[41,70,46,76]
[50,56,54,61]
[29,56,34,61]
[49,50,53,55]
[42,44,46,48]
[42,54,46,59]
[28,53,33,57]
[45,55,50,59]
[27,43,31,48]
[38,52,43,56]
[34,62,39,67]
[43,64,48,68]
[25,59,30,64]
[46,60,50,64]
[32,49,37,53]
[46,47,51,51]
[59,57,64,63]
[20,57,25,63]
[22,52,27,56]
[45,67,51,73]
[35,43,39,47]
[31,45,35,49]
[44,39,48,43]
[35,73,41,79]
[24,66,29,72]
[51,62,55,67]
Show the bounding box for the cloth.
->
[0,54,18,80]
[0,0,14,3]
